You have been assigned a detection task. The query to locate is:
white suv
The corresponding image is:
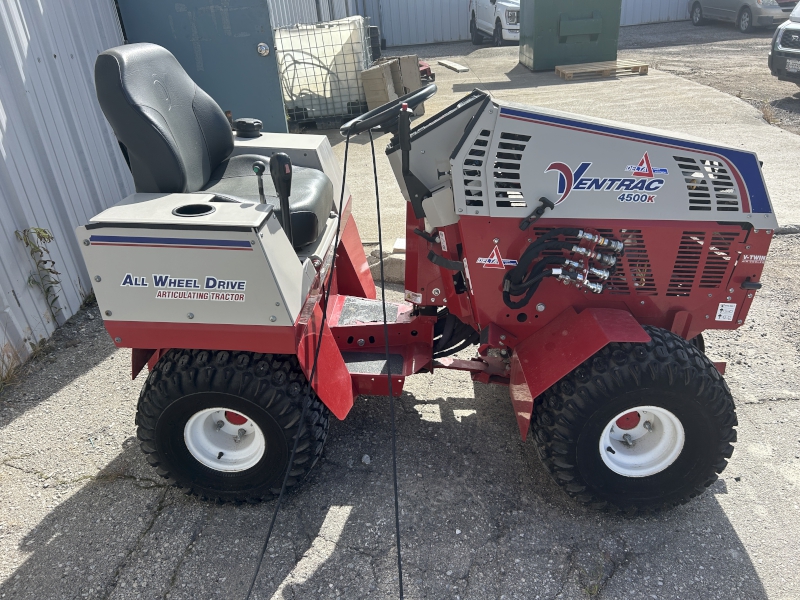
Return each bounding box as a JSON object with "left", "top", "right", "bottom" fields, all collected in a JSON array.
[{"left": 469, "top": 0, "right": 520, "bottom": 46}]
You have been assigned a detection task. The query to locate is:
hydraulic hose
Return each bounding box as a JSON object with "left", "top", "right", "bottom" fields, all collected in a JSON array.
[{"left": 505, "top": 255, "right": 569, "bottom": 295}]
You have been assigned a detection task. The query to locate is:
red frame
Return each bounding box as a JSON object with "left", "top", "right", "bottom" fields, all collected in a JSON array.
[{"left": 114, "top": 197, "right": 772, "bottom": 436}]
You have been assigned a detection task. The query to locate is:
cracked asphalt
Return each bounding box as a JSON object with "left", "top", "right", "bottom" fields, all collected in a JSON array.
[{"left": 3, "top": 20, "right": 800, "bottom": 600}]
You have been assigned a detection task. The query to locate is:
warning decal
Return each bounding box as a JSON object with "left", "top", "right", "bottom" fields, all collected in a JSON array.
[{"left": 715, "top": 303, "right": 736, "bottom": 322}]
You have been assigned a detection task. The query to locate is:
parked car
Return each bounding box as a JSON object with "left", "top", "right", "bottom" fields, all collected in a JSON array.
[
  {"left": 469, "top": 0, "right": 520, "bottom": 46},
  {"left": 689, "top": 0, "right": 796, "bottom": 33},
  {"left": 770, "top": 3, "right": 800, "bottom": 82}
]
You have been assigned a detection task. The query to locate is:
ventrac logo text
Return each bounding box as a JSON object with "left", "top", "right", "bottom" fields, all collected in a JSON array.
[{"left": 545, "top": 152, "right": 666, "bottom": 204}]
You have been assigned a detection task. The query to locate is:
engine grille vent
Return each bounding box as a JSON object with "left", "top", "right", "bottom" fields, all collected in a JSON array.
[
  {"left": 699, "top": 232, "right": 738, "bottom": 288},
  {"left": 514, "top": 227, "right": 741, "bottom": 298},
  {"left": 597, "top": 229, "right": 657, "bottom": 295},
  {"left": 462, "top": 128, "right": 492, "bottom": 207},
  {"left": 667, "top": 232, "right": 706, "bottom": 297},
  {"left": 493, "top": 132, "right": 530, "bottom": 209},
  {"left": 673, "top": 156, "right": 740, "bottom": 212}
]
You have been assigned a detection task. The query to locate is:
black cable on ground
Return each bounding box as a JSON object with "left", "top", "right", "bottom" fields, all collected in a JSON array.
[
  {"left": 368, "top": 129, "right": 405, "bottom": 598},
  {"left": 244, "top": 133, "right": 352, "bottom": 600}
]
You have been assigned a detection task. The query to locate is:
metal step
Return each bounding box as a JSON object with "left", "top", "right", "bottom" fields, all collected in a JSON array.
[
  {"left": 337, "top": 297, "right": 400, "bottom": 326},
  {"left": 341, "top": 352, "right": 404, "bottom": 375}
]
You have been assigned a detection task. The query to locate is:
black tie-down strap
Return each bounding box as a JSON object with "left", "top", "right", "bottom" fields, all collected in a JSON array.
[{"left": 427, "top": 250, "right": 464, "bottom": 271}]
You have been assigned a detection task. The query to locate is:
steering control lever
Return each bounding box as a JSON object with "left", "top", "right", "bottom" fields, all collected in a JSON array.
[
  {"left": 269, "top": 153, "right": 295, "bottom": 248},
  {"left": 252, "top": 160, "right": 268, "bottom": 205}
]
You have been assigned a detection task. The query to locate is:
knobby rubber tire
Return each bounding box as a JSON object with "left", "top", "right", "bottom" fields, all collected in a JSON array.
[
  {"left": 136, "top": 349, "right": 330, "bottom": 503},
  {"left": 532, "top": 326, "right": 737, "bottom": 514}
]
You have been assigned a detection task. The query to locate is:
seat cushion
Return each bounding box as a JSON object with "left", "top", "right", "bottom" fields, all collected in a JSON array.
[{"left": 202, "top": 154, "right": 334, "bottom": 247}]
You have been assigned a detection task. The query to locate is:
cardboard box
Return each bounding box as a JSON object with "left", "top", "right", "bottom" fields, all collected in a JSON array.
[
  {"left": 361, "top": 55, "right": 426, "bottom": 114},
  {"left": 361, "top": 62, "right": 398, "bottom": 110},
  {"left": 397, "top": 54, "right": 424, "bottom": 116}
]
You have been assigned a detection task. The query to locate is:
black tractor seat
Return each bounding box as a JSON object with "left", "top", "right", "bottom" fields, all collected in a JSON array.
[
  {"left": 202, "top": 154, "right": 333, "bottom": 240},
  {"left": 94, "top": 43, "right": 332, "bottom": 247}
]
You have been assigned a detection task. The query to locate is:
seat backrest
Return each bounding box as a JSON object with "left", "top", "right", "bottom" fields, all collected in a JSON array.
[{"left": 95, "top": 43, "right": 234, "bottom": 194}]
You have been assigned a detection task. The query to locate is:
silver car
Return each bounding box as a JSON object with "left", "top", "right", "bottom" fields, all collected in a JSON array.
[{"left": 689, "top": 0, "right": 797, "bottom": 33}]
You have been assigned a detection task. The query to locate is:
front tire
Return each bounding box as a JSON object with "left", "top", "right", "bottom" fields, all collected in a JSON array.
[
  {"left": 691, "top": 3, "right": 706, "bottom": 26},
  {"left": 738, "top": 7, "right": 753, "bottom": 33},
  {"left": 532, "top": 326, "right": 736, "bottom": 513},
  {"left": 493, "top": 20, "right": 504, "bottom": 47},
  {"left": 136, "top": 350, "right": 330, "bottom": 503}
]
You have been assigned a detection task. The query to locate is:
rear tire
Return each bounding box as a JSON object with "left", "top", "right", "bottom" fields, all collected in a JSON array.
[
  {"left": 738, "top": 7, "right": 753, "bottom": 33},
  {"left": 532, "top": 326, "right": 736, "bottom": 513},
  {"left": 691, "top": 3, "right": 706, "bottom": 26},
  {"left": 493, "top": 20, "right": 504, "bottom": 47},
  {"left": 470, "top": 14, "right": 483, "bottom": 45},
  {"left": 136, "top": 350, "right": 329, "bottom": 503}
]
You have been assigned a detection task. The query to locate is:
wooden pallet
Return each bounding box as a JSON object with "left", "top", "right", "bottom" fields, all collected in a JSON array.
[{"left": 555, "top": 60, "right": 648, "bottom": 80}]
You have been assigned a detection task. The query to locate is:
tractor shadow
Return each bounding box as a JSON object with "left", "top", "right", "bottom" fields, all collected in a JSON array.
[{"left": 0, "top": 384, "right": 769, "bottom": 599}]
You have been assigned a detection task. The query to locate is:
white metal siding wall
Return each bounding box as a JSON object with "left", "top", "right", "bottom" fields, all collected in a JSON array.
[
  {"left": 389, "top": 0, "right": 471, "bottom": 46},
  {"left": 271, "top": 0, "right": 471, "bottom": 46},
  {"left": 621, "top": 0, "right": 689, "bottom": 26},
  {"left": 361, "top": 0, "right": 471, "bottom": 47},
  {"left": 268, "top": 0, "right": 356, "bottom": 28},
  {"left": 0, "top": 0, "right": 133, "bottom": 377},
  {"left": 268, "top": 0, "right": 320, "bottom": 28}
]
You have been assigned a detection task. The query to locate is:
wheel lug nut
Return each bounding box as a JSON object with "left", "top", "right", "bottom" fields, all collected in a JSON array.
[
  {"left": 643, "top": 421, "right": 653, "bottom": 431},
  {"left": 215, "top": 420, "right": 224, "bottom": 430}
]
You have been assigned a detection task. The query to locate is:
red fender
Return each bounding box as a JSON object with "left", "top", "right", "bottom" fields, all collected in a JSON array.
[
  {"left": 296, "top": 300, "right": 354, "bottom": 420},
  {"left": 509, "top": 307, "right": 651, "bottom": 440}
]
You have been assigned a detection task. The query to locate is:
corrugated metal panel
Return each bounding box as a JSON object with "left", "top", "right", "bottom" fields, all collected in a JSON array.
[
  {"left": 621, "top": 0, "right": 689, "bottom": 26},
  {"left": 268, "top": 0, "right": 320, "bottom": 28},
  {"left": 0, "top": 0, "right": 133, "bottom": 377},
  {"left": 360, "top": 0, "right": 471, "bottom": 47},
  {"left": 267, "top": 0, "right": 356, "bottom": 28}
]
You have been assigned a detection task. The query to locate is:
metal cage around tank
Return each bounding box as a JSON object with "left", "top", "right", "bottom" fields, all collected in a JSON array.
[{"left": 275, "top": 16, "right": 373, "bottom": 128}]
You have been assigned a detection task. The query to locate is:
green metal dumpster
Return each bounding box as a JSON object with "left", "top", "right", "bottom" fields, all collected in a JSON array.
[{"left": 519, "top": 0, "right": 623, "bottom": 72}]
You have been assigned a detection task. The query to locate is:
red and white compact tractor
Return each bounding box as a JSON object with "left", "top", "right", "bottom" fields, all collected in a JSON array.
[{"left": 79, "top": 44, "right": 775, "bottom": 512}]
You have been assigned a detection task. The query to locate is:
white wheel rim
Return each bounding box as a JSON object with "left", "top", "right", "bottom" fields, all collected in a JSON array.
[
  {"left": 184, "top": 407, "right": 266, "bottom": 472},
  {"left": 598, "top": 406, "right": 685, "bottom": 477}
]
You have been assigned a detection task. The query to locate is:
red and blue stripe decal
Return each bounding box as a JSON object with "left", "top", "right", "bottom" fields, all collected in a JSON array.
[
  {"left": 499, "top": 107, "right": 772, "bottom": 214},
  {"left": 89, "top": 235, "right": 253, "bottom": 251}
]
